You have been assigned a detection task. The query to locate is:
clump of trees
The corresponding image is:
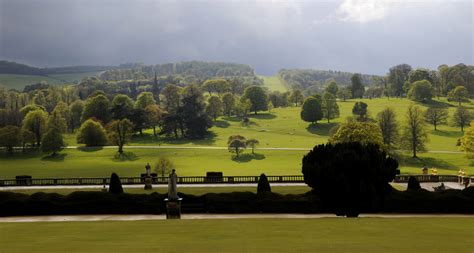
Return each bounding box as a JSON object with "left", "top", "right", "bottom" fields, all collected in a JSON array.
[
  {"left": 227, "top": 135, "right": 260, "bottom": 157},
  {"left": 76, "top": 119, "right": 108, "bottom": 146},
  {"left": 300, "top": 97, "right": 323, "bottom": 125}
]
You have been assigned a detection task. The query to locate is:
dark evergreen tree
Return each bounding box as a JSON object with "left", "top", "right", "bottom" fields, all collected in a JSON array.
[
  {"left": 407, "top": 176, "right": 421, "bottom": 191},
  {"left": 257, "top": 173, "right": 271, "bottom": 193},
  {"left": 109, "top": 173, "right": 124, "bottom": 194},
  {"left": 350, "top": 74, "right": 365, "bottom": 99},
  {"left": 302, "top": 142, "right": 398, "bottom": 217},
  {"left": 180, "top": 85, "right": 212, "bottom": 139}
]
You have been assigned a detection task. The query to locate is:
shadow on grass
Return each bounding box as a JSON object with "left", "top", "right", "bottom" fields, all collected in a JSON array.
[
  {"left": 421, "top": 100, "right": 453, "bottom": 108},
  {"left": 0, "top": 149, "right": 43, "bottom": 159},
  {"left": 247, "top": 113, "right": 276, "bottom": 120},
  {"left": 77, "top": 146, "right": 104, "bottom": 152},
  {"left": 430, "top": 129, "right": 463, "bottom": 138},
  {"left": 399, "top": 155, "right": 458, "bottom": 171},
  {"left": 132, "top": 131, "right": 217, "bottom": 146},
  {"left": 214, "top": 120, "right": 230, "bottom": 128},
  {"left": 306, "top": 122, "right": 338, "bottom": 136},
  {"left": 222, "top": 116, "right": 242, "bottom": 122},
  {"left": 41, "top": 153, "right": 67, "bottom": 162},
  {"left": 231, "top": 153, "right": 266, "bottom": 163},
  {"left": 112, "top": 151, "right": 139, "bottom": 162}
]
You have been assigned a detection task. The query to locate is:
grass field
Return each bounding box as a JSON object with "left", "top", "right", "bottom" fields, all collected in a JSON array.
[
  {"left": 260, "top": 75, "right": 288, "bottom": 92},
  {"left": 0, "top": 218, "right": 473, "bottom": 252},
  {"left": 0, "top": 82, "right": 473, "bottom": 178},
  {"left": 0, "top": 74, "right": 65, "bottom": 90},
  {"left": 0, "top": 72, "right": 101, "bottom": 90}
]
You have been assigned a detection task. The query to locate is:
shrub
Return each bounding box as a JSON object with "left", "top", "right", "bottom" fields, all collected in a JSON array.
[
  {"left": 407, "top": 176, "right": 421, "bottom": 190},
  {"left": 109, "top": 173, "right": 123, "bottom": 194},
  {"left": 257, "top": 173, "right": 271, "bottom": 193}
]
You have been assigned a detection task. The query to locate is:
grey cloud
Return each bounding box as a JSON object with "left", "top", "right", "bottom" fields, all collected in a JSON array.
[{"left": 0, "top": 0, "right": 472, "bottom": 75}]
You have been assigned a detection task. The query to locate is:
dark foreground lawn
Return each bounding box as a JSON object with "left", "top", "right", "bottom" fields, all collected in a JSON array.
[{"left": 0, "top": 218, "right": 473, "bottom": 253}]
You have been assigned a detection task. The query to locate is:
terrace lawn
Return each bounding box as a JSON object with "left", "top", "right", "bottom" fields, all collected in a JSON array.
[{"left": 0, "top": 218, "right": 473, "bottom": 253}]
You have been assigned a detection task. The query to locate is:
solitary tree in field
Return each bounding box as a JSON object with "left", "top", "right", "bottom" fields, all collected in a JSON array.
[
  {"left": 352, "top": 101, "right": 368, "bottom": 121},
  {"left": 228, "top": 135, "right": 247, "bottom": 157},
  {"left": 107, "top": 119, "right": 134, "bottom": 154},
  {"left": 452, "top": 106, "right": 473, "bottom": 132},
  {"left": 322, "top": 92, "right": 339, "bottom": 123},
  {"left": 424, "top": 107, "right": 448, "bottom": 131},
  {"left": 206, "top": 96, "right": 223, "bottom": 121},
  {"left": 246, "top": 139, "right": 259, "bottom": 154},
  {"left": 300, "top": 97, "right": 323, "bottom": 125},
  {"left": 448, "top": 86, "right": 469, "bottom": 106},
  {"left": 401, "top": 105, "right": 428, "bottom": 158},
  {"left": 376, "top": 108, "right": 399, "bottom": 149}
]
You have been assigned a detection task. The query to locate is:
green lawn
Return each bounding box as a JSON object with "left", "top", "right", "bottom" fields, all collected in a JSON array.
[
  {"left": 0, "top": 74, "right": 65, "bottom": 90},
  {"left": 0, "top": 218, "right": 472, "bottom": 253},
  {"left": 260, "top": 75, "right": 288, "bottom": 92},
  {"left": 1, "top": 97, "right": 473, "bottom": 178}
]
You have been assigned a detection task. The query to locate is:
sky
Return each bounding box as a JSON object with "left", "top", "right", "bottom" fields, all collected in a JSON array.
[{"left": 0, "top": 0, "right": 472, "bottom": 75}]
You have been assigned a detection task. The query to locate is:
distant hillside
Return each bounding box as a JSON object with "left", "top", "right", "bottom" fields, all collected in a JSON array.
[
  {"left": 0, "top": 60, "right": 46, "bottom": 76},
  {"left": 278, "top": 69, "right": 379, "bottom": 90},
  {"left": 0, "top": 60, "right": 116, "bottom": 76},
  {"left": 99, "top": 61, "right": 257, "bottom": 81}
]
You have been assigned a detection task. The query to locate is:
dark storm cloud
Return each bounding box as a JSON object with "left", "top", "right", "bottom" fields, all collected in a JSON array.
[{"left": 0, "top": 0, "right": 472, "bottom": 75}]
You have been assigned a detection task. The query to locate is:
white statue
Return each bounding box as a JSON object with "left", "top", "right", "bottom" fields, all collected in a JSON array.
[{"left": 168, "top": 169, "right": 179, "bottom": 200}]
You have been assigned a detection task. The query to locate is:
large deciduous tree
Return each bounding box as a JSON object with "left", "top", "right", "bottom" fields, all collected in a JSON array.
[
  {"left": 111, "top": 94, "right": 134, "bottom": 120},
  {"left": 144, "top": 104, "right": 163, "bottom": 137},
  {"left": 0, "top": 125, "right": 21, "bottom": 154},
  {"left": 227, "top": 135, "right": 247, "bottom": 157},
  {"left": 448, "top": 86, "right": 469, "bottom": 106},
  {"left": 407, "top": 80, "right": 433, "bottom": 102},
  {"left": 135, "top": 92, "right": 156, "bottom": 110},
  {"left": 76, "top": 119, "right": 108, "bottom": 146},
  {"left": 424, "top": 107, "right": 448, "bottom": 131},
  {"left": 289, "top": 89, "right": 304, "bottom": 106},
  {"left": 321, "top": 92, "right": 339, "bottom": 123},
  {"left": 452, "top": 106, "right": 473, "bottom": 132},
  {"left": 81, "top": 94, "right": 111, "bottom": 123},
  {"left": 107, "top": 119, "right": 134, "bottom": 154},
  {"left": 181, "top": 84, "right": 212, "bottom": 138},
  {"left": 222, "top": 92, "right": 235, "bottom": 116},
  {"left": 352, "top": 101, "right": 368, "bottom": 121},
  {"left": 376, "top": 107, "right": 399, "bottom": 149},
  {"left": 401, "top": 105, "right": 428, "bottom": 158},
  {"left": 206, "top": 96, "right": 223, "bottom": 121},
  {"left": 350, "top": 74, "right": 365, "bottom": 99},
  {"left": 330, "top": 121, "right": 384, "bottom": 148},
  {"left": 460, "top": 122, "right": 474, "bottom": 157},
  {"left": 300, "top": 97, "right": 323, "bottom": 125},
  {"left": 242, "top": 86, "right": 268, "bottom": 114},
  {"left": 22, "top": 109, "right": 48, "bottom": 146},
  {"left": 387, "top": 64, "right": 412, "bottom": 97}
]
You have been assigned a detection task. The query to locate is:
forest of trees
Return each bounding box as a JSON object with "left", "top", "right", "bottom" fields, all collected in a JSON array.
[{"left": 0, "top": 60, "right": 116, "bottom": 76}]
